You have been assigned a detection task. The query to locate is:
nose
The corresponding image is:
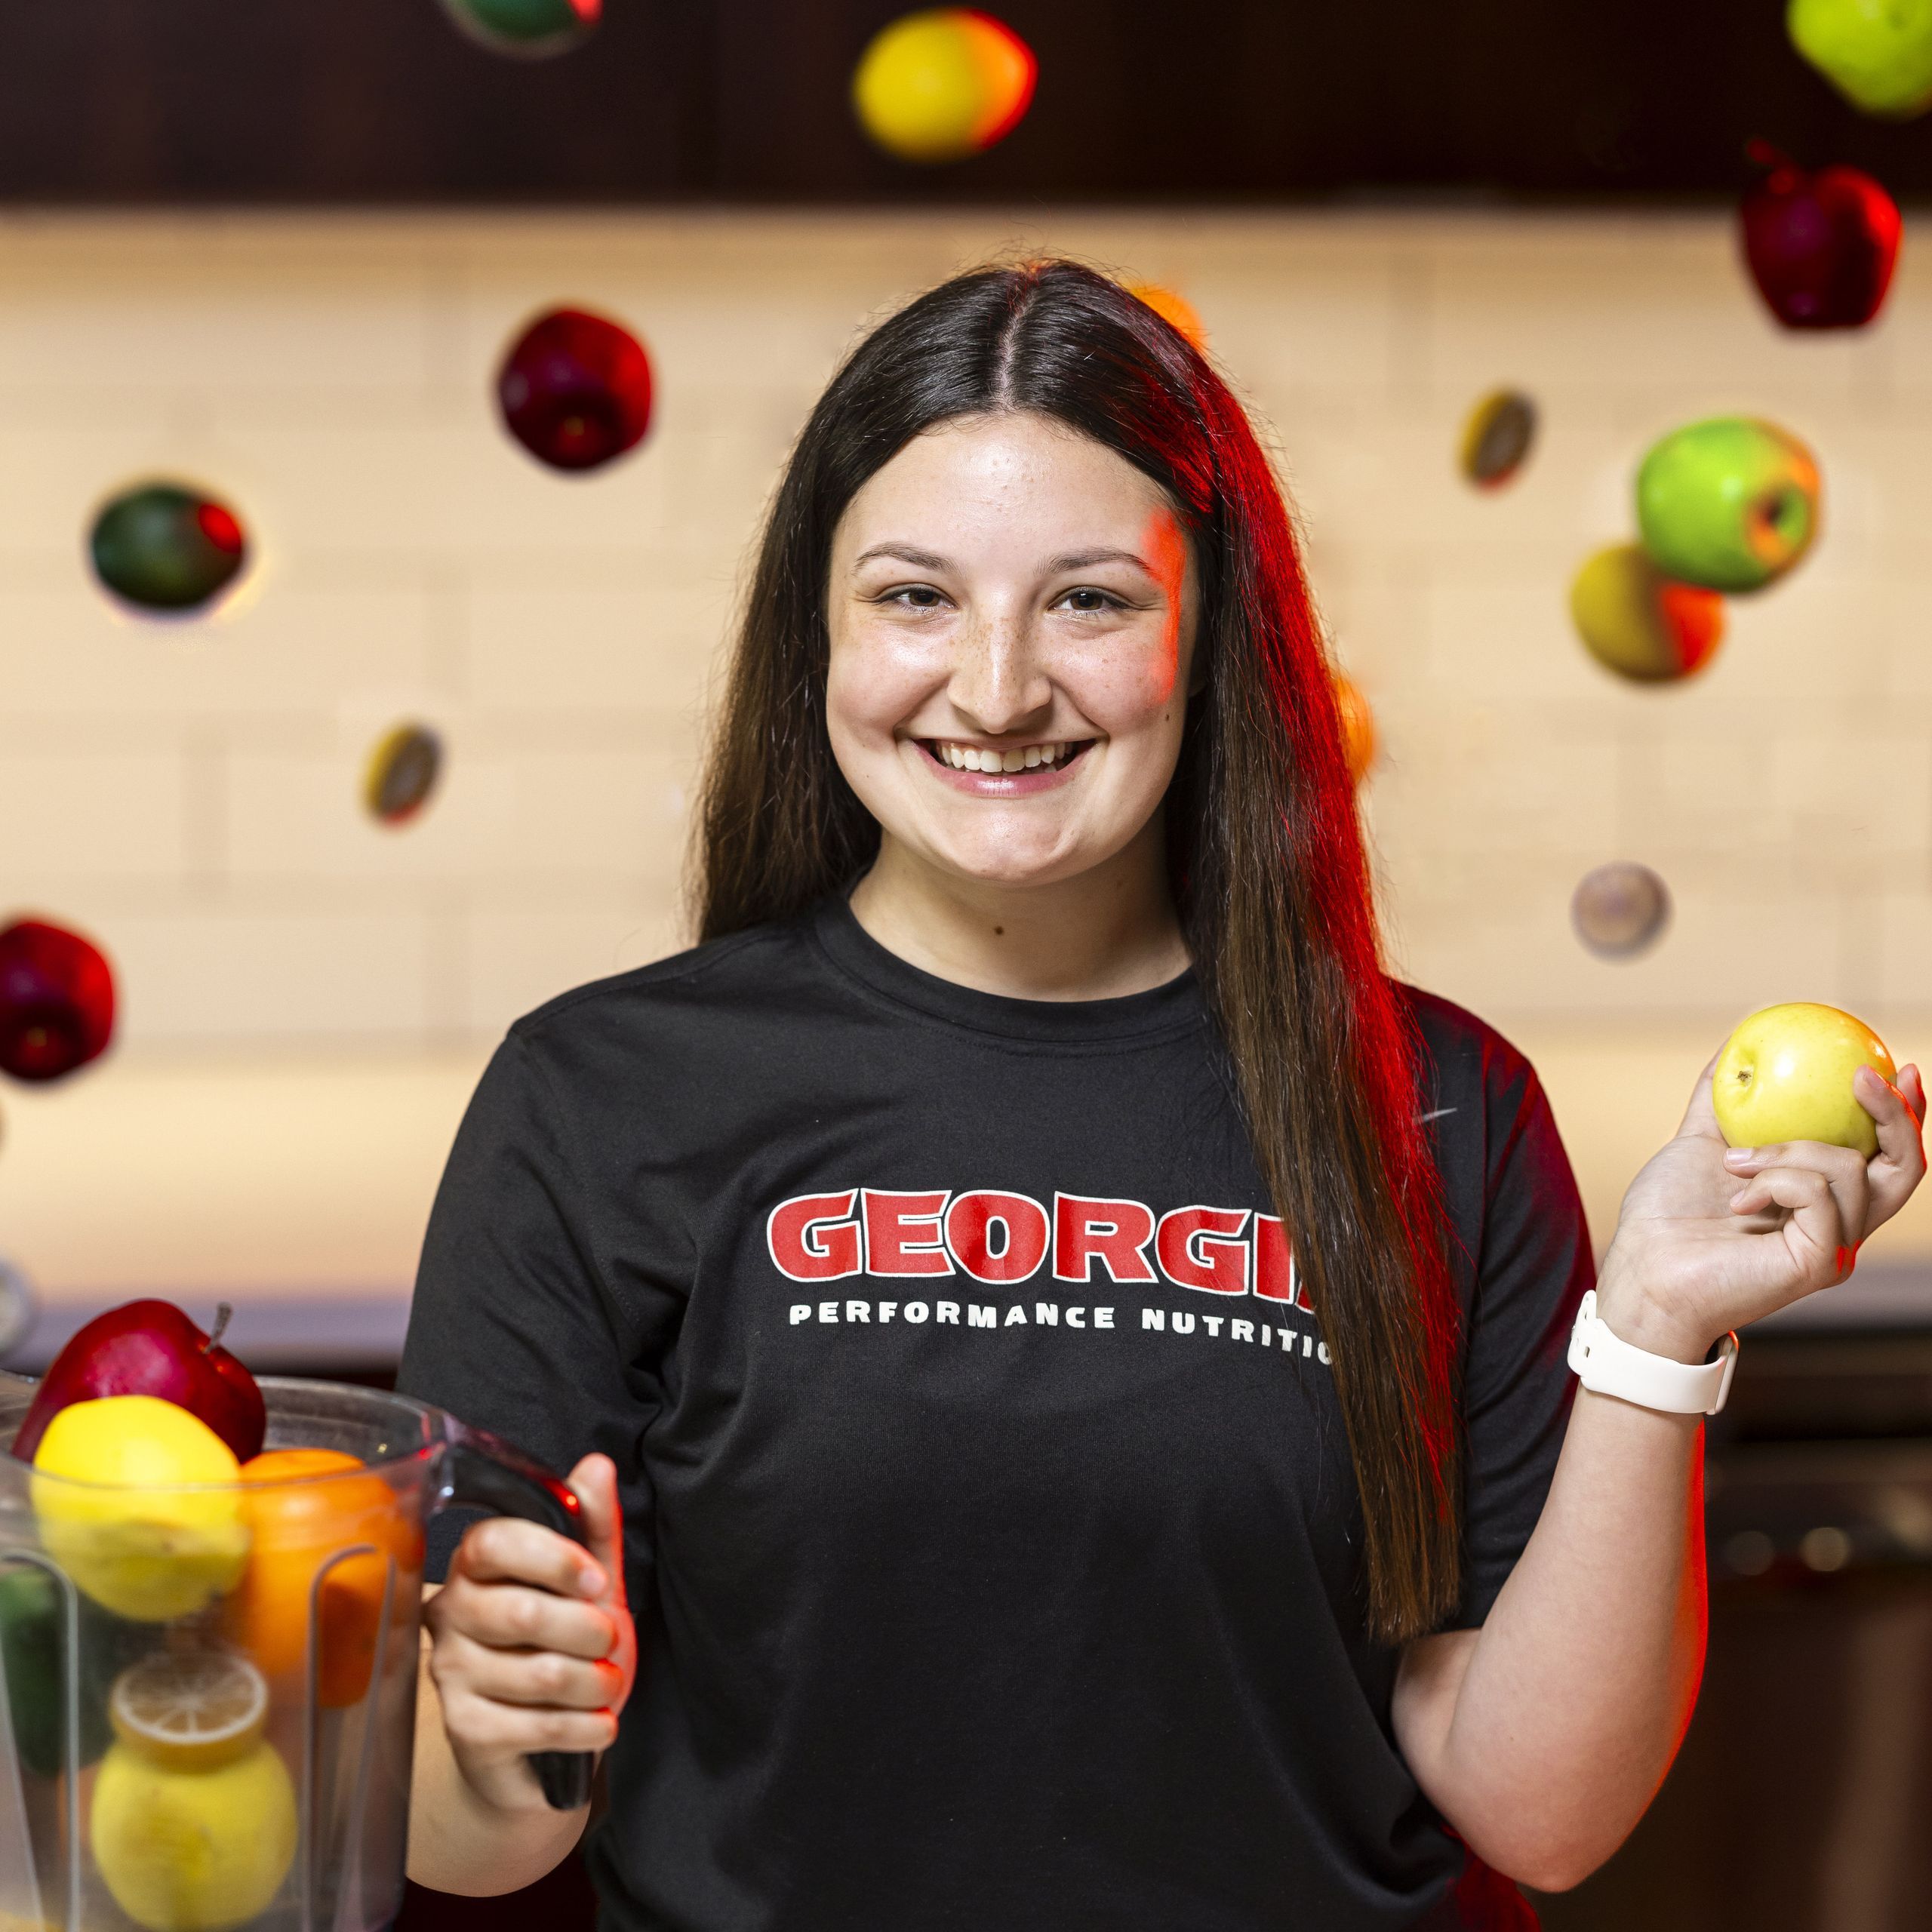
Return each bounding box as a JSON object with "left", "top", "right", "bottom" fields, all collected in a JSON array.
[{"left": 946, "top": 598, "right": 1054, "bottom": 737}]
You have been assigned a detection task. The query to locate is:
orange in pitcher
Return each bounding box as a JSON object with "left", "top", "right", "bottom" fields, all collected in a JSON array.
[{"left": 225, "top": 1449, "right": 422, "bottom": 1709}]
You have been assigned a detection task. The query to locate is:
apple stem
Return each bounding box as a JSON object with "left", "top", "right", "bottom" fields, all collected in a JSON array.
[
  {"left": 1746, "top": 136, "right": 1794, "bottom": 174},
  {"left": 206, "top": 1302, "right": 232, "bottom": 1351}
]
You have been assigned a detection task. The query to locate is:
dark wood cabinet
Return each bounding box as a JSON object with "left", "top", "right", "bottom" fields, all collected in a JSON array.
[{"left": 2, "top": 0, "right": 1930, "bottom": 206}]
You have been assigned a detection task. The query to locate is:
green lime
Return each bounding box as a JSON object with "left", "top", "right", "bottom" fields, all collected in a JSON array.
[{"left": 0, "top": 1562, "right": 151, "bottom": 1778}]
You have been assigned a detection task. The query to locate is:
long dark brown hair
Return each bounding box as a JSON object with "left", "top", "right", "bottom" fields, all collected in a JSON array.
[{"left": 694, "top": 260, "right": 1461, "bottom": 1641}]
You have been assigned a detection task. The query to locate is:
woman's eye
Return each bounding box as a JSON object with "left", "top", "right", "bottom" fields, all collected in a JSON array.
[
  {"left": 887, "top": 585, "right": 946, "bottom": 610},
  {"left": 1059, "top": 588, "right": 1117, "bottom": 614}
]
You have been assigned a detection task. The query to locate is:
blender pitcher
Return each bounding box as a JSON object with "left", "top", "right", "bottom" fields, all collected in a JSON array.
[{"left": 0, "top": 1371, "right": 595, "bottom": 1932}]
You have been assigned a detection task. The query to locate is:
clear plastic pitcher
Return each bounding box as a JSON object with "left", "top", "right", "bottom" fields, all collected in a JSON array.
[{"left": 0, "top": 1371, "right": 592, "bottom": 1932}]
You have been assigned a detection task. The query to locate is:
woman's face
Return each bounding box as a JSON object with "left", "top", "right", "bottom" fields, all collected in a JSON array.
[{"left": 825, "top": 411, "right": 1200, "bottom": 893}]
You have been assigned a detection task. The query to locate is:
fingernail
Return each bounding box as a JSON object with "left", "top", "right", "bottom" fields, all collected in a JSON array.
[
  {"left": 1730, "top": 1189, "right": 1750, "bottom": 1209},
  {"left": 1724, "top": 1147, "right": 1755, "bottom": 1165},
  {"left": 580, "top": 1564, "right": 606, "bottom": 1598}
]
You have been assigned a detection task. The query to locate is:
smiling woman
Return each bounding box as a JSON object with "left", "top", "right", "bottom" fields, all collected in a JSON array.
[
  {"left": 828, "top": 414, "right": 1199, "bottom": 996},
  {"left": 395, "top": 259, "right": 1926, "bottom": 1929}
]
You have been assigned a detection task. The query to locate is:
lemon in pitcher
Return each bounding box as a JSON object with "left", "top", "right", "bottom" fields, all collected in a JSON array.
[
  {"left": 90, "top": 1651, "right": 297, "bottom": 1932},
  {"left": 30, "top": 1396, "right": 249, "bottom": 1622}
]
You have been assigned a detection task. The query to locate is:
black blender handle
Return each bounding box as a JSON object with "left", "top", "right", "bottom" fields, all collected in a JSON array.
[{"left": 441, "top": 1420, "right": 598, "bottom": 1812}]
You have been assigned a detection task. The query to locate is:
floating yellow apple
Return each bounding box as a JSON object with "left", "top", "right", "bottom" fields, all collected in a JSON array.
[
  {"left": 1569, "top": 543, "right": 1725, "bottom": 684},
  {"left": 1712, "top": 1002, "right": 1897, "bottom": 1156},
  {"left": 851, "top": 10, "right": 1036, "bottom": 162}
]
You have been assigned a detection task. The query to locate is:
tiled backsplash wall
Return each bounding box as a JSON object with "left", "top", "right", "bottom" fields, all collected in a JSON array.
[
  {"left": 1, "top": 208, "right": 1927, "bottom": 1297},
  {"left": 2, "top": 208, "right": 1925, "bottom": 1048}
]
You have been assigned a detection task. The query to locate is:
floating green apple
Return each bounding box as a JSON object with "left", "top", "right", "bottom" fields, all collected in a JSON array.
[
  {"left": 1789, "top": 0, "right": 1932, "bottom": 118},
  {"left": 90, "top": 480, "right": 248, "bottom": 615},
  {"left": 1569, "top": 543, "right": 1725, "bottom": 684},
  {"left": 1635, "top": 418, "right": 1820, "bottom": 595},
  {"left": 1712, "top": 1002, "right": 1897, "bottom": 1157}
]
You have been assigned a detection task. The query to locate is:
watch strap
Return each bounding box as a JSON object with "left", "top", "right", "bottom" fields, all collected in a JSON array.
[{"left": 1567, "top": 1290, "right": 1740, "bottom": 1416}]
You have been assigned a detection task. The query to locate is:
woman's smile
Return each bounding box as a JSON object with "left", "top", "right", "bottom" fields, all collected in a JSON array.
[{"left": 915, "top": 734, "right": 1097, "bottom": 793}]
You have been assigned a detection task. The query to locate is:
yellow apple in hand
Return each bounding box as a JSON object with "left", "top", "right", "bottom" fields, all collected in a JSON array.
[{"left": 1712, "top": 1002, "right": 1897, "bottom": 1156}]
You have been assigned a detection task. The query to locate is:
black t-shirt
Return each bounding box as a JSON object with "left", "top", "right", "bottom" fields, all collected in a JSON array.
[{"left": 398, "top": 896, "right": 1592, "bottom": 1932}]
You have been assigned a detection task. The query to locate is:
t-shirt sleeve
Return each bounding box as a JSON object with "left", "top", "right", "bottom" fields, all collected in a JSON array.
[
  {"left": 398, "top": 1029, "right": 656, "bottom": 1587},
  {"left": 1444, "top": 1043, "right": 1595, "bottom": 1629}
]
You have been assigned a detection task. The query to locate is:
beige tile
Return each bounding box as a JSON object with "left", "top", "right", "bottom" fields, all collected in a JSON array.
[
  {"left": 208, "top": 411, "right": 674, "bottom": 561},
  {"left": 1422, "top": 216, "right": 1875, "bottom": 405},
  {"left": 466, "top": 571, "right": 730, "bottom": 718},
  {"left": 1399, "top": 875, "right": 1851, "bottom": 1025},
  {"left": 1874, "top": 892, "right": 1932, "bottom": 1020},
  {"left": 0, "top": 414, "right": 195, "bottom": 560},
  {"left": 0, "top": 205, "right": 1921, "bottom": 1072},
  {"left": 463, "top": 898, "right": 689, "bottom": 1035},
  {"left": 105, "top": 906, "right": 436, "bottom": 1043},
  {"left": 0, "top": 223, "right": 437, "bottom": 404},
  {"left": 226, "top": 731, "right": 694, "bottom": 886},
  {"left": 0, "top": 749, "right": 188, "bottom": 880},
  {"left": 0, "top": 574, "right": 438, "bottom": 717}
]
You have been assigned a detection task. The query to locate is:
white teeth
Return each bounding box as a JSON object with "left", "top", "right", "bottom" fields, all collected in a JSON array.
[{"left": 934, "top": 740, "right": 1082, "bottom": 772}]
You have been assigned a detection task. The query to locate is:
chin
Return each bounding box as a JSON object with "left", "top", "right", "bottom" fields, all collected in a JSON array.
[{"left": 925, "top": 835, "right": 1088, "bottom": 891}]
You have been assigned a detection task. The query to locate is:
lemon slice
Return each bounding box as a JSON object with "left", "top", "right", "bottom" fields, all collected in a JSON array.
[{"left": 109, "top": 1651, "right": 268, "bottom": 1772}]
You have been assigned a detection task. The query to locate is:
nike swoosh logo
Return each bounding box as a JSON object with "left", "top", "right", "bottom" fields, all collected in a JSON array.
[{"left": 1419, "top": 1107, "right": 1457, "bottom": 1122}]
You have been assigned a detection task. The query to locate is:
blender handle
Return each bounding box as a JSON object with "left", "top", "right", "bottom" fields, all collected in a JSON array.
[{"left": 441, "top": 1420, "right": 598, "bottom": 1813}]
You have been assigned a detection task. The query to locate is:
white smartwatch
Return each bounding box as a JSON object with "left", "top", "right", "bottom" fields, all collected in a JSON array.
[{"left": 1567, "top": 1291, "right": 1740, "bottom": 1416}]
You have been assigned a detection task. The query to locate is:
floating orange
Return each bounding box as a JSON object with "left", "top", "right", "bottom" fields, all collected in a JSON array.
[
  {"left": 1124, "top": 283, "right": 1207, "bottom": 351},
  {"left": 225, "top": 1449, "right": 422, "bottom": 1709},
  {"left": 1334, "top": 675, "right": 1377, "bottom": 786}
]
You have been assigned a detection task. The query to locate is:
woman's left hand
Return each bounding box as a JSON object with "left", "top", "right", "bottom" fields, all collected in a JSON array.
[{"left": 1594, "top": 1054, "right": 1927, "bottom": 1363}]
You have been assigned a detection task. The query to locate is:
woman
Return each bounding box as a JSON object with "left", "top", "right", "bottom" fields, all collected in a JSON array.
[{"left": 398, "top": 260, "right": 1925, "bottom": 1928}]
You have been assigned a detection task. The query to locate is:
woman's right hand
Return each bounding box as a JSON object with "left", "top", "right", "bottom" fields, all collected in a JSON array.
[{"left": 423, "top": 1452, "right": 635, "bottom": 1816}]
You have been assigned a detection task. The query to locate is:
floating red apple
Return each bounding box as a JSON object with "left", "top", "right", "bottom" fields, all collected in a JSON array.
[
  {"left": 1740, "top": 141, "right": 1901, "bottom": 330},
  {"left": 0, "top": 918, "right": 116, "bottom": 1084},
  {"left": 496, "top": 307, "right": 654, "bottom": 474},
  {"left": 11, "top": 1300, "right": 265, "bottom": 1466}
]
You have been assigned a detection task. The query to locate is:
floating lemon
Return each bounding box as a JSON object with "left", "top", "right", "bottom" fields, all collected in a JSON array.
[
  {"left": 31, "top": 1396, "right": 249, "bottom": 1623},
  {"left": 91, "top": 1735, "right": 296, "bottom": 1932}
]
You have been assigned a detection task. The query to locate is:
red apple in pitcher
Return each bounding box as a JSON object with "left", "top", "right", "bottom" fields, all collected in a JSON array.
[
  {"left": 1740, "top": 140, "right": 1901, "bottom": 330},
  {"left": 10, "top": 1300, "right": 265, "bottom": 1464}
]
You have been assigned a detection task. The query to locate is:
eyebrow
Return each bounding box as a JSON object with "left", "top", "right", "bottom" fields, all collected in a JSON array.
[
  {"left": 851, "top": 543, "right": 1153, "bottom": 574},
  {"left": 1042, "top": 546, "right": 1152, "bottom": 574}
]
